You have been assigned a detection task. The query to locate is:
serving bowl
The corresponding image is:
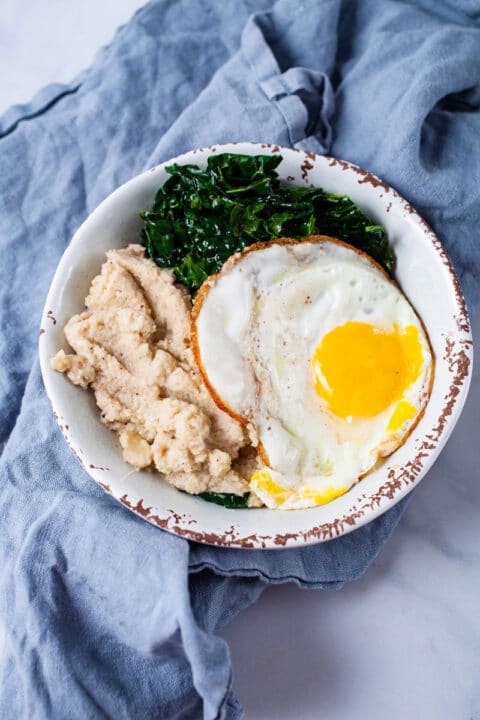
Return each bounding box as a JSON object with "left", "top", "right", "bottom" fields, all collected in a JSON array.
[{"left": 39, "top": 142, "right": 473, "bottom": 549}]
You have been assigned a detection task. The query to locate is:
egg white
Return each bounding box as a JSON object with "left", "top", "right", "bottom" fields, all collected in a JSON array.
[{"left": 193, "top": 238, "right": 433, "bottom": 509}]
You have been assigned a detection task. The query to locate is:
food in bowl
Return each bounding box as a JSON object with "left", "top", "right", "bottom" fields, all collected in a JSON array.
[
  {"left": 51, "top": 244, "right": 262, "bottom": 508},
  {"left": 192, "top": 237, "right": 433, "bottom": 509},
  {"left": 140, "top": 152, "right": 395, "bottom": 293},
  {"left": 50, "top": 152, "right": 434, "bottom": 510}
]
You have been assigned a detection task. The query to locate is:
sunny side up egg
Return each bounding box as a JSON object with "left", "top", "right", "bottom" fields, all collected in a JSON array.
[{"left": 192, "top": 236, "right": 434, "bottom": 510}]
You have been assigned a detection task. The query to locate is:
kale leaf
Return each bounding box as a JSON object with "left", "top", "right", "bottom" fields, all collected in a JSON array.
[
  {"left": 196, "top": 492, "right": 250, "bottom": 509},
  {"left": 141, "top": 153, "right": 394, "bottom": 294}
]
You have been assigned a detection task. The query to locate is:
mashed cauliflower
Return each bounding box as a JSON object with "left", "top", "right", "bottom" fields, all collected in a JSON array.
[{"left": 51, "top": 244, "right": 261, "bottom": 503}]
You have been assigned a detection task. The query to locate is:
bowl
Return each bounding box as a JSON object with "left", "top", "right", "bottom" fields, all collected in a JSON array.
[{"left": 39, "top": 142, "right": 473, "bottom": 549}]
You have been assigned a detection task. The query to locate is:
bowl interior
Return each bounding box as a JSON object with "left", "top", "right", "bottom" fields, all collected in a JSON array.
[{"left": 39, "top": 143, "right": 473, "bottom": 548}]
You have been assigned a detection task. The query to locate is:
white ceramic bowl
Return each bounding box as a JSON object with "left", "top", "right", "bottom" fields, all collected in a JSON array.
[{"left": 39, "top": 142, "right": 473, "bottom": 549}]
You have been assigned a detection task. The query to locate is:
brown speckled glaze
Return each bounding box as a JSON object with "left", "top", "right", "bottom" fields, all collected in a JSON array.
[
  {"left": 53, "top": 409, "right": 86, "bottom": 468},
  {"left": 42, "top": 142, "right": 472, "bottom": 549},
  {"left": 300, "top": 158, "right": 314, "bottom": 180}
]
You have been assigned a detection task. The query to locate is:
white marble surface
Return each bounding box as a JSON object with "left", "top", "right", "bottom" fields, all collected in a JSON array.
[
  {"left": 0, "top": 0, "right": 146, "bottom": 111},
  {"left": 1, "top": 3, "right": 479, "bottom": 719}
]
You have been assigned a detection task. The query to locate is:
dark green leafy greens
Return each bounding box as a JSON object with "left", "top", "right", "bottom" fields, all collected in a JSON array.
[
  {"left": 196, "top": 492, "right": 250, "bottom": 509},
  {"left": 141, "top": 152, "right": 395, "bottom": 295}
]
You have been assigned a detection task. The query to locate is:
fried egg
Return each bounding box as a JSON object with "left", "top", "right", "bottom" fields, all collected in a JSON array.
[{"left": 192, "top": 236, "right": 434, "bottom": 509}]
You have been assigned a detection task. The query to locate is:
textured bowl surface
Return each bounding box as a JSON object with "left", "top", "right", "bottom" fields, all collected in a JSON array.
[{"left": 39, "top": 142, "right": 473, "bottom": 549}]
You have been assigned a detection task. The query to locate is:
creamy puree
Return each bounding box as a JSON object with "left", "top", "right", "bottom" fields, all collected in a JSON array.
[{"left": 51, "top": 244, "right": 261, "bottom": 502}]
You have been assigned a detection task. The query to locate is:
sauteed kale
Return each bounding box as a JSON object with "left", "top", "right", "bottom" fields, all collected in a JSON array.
[
  {"left": 196, "top": 492, "right": 250, "bottom": 509},
  {"left": 141, "top": 153, "right": 394, "bottom": 295}
]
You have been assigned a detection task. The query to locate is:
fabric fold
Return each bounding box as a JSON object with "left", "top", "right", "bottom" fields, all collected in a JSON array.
[
  {"left": 241, "top": 14, "right": 335, "bottom": 150},
  {"left": 0, "top": 82, "right": 83, "bottom": 139},
  {"left": 148, "top": 0, "right": 338, "bottom": 164}
]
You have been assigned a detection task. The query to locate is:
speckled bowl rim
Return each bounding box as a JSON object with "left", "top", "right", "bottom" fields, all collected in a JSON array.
[{"left": 39, "top": 142, "right": 473, "bottom": 549}]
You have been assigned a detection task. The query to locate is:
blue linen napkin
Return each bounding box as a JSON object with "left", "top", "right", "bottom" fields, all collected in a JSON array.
[{"left": 1, "top": 0, "right": 479, "bottom": 717}]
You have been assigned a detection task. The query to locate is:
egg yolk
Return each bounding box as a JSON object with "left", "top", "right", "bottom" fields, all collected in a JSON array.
[
  {"left": 251, "top": 469, "right": 287, "bottom": 498},
  {"left": 302, "top": 486, "right": 348, "bottom": 504},
  {"left": 387, "top": 400, "right": 417, "bottom": 432},
  {"left": 311, "top": 322, "right": 423, "bottom": 419},
  {"left": 251, "top": 469, "right": 348, "bottom": 506}
]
